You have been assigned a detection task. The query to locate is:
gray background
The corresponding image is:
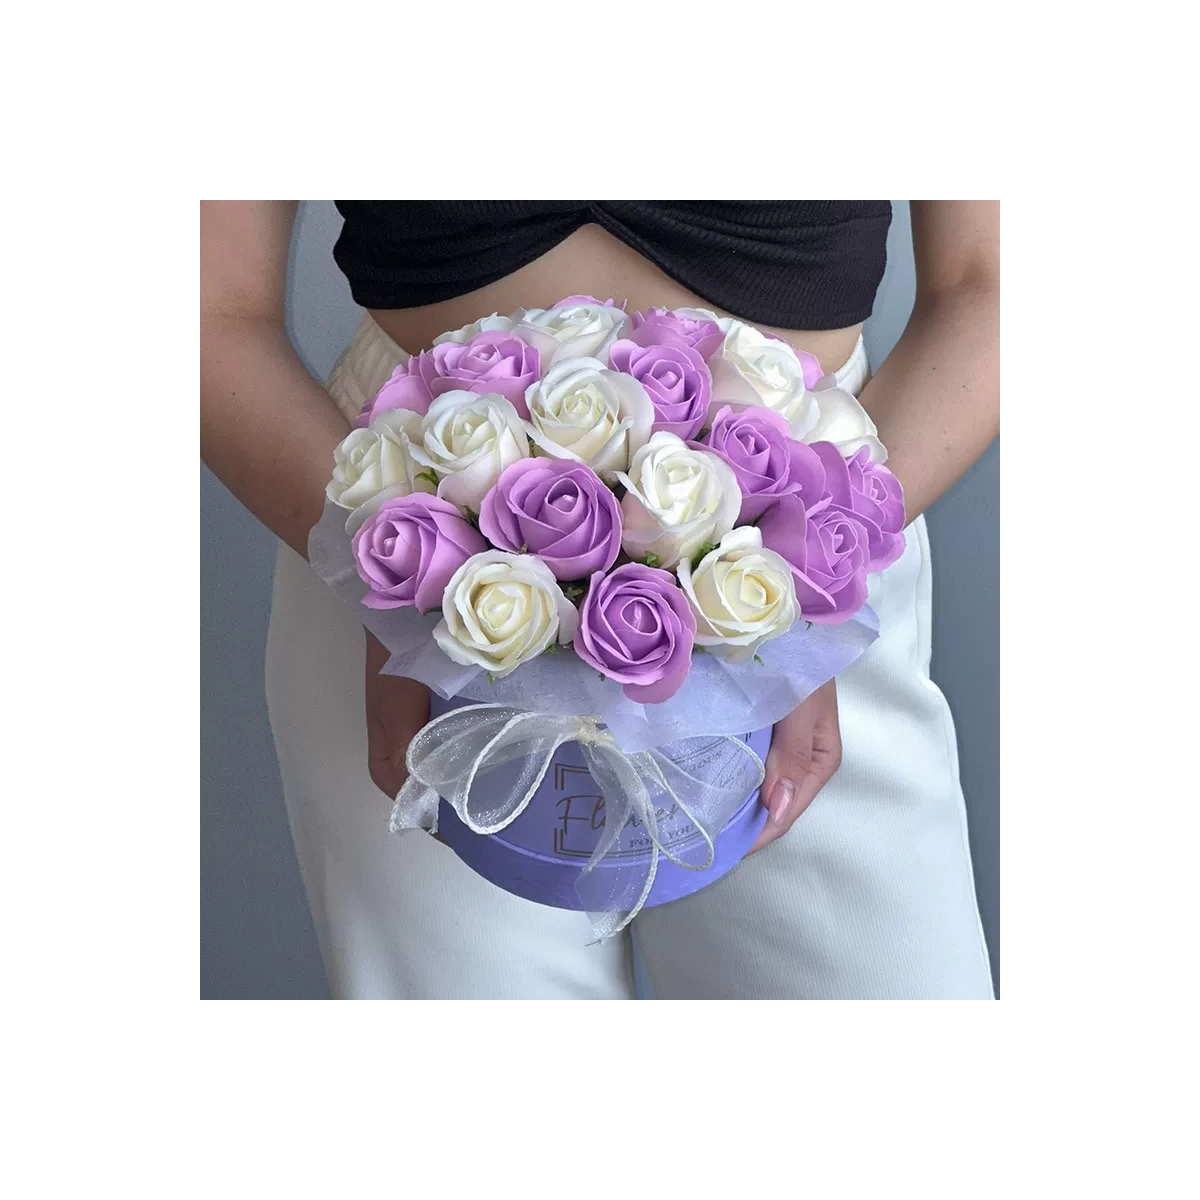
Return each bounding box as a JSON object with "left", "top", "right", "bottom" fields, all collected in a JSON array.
[{"left": 201, "top": 201, "right": 1000, "bottom": 999}]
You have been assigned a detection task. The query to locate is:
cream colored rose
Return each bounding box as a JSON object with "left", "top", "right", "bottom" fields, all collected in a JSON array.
[
  {"left": 516, "top": 300, "right": 631, "bottom": 364},
  {"left": 672, "top": 305, "right": 723, "bottom": 323},
  {"left": 677, "top": 526, "right": 798, "bottom": 662},
  {"left": 706, "top": 318, "right": 819, "bottom": 437},
  {"left": 524, "top": 357, "right": 654, "bottom": 475},
  {"left": 409, "top": 390, "right": 530, "bottom": 510},
  {"left": 616, "top": 432, "right": 741, "bottom": 569},
  {"left": 326, "top": 409, "right": 434, "bottom": 511},
  {"left": 432, "top": 309, "right": 525, "bottom": 346},
  {"left": 434, "top": 550, "right": 579, "bottom": 676},
  {"left": 804, "top": 377, "right": 888, "bottom": 462},
  {"left": 689, "top": 313, "right": 885, "bottom": 457}
]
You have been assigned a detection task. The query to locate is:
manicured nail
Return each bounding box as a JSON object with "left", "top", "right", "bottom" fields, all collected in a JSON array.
[{"left": 768, "top": 778, "right": 795, "bottom": 826}]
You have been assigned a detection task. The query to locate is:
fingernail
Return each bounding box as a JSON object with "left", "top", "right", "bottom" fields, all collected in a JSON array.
[{"left": 768, "top": 778, "right": 795, "bottom": 826}]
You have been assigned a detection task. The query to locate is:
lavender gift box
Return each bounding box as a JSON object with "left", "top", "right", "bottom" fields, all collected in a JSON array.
[{"left": 429, "top": 693, "right": 772, "bottom": 911}]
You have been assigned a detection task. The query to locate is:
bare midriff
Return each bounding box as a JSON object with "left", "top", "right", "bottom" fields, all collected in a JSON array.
[{"left": 367, "top": 223, "right": 864, "bottom": 377}]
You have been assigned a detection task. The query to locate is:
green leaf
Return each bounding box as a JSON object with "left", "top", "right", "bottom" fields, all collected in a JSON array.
[
  {"left": 753, "top": 654, "right": 764, "bottom": 666},
  {"left": 641, "top": 552, "right": 661, "bottom": 569},
  {"left": 463, "top": 507, "right": 481, "bottom": 529},
  {"left": 693, "top": 644, "right": 709, "bottom": 655},
  {"left": 416, "top": 468, "right": 440, "bottom": 490},
  {"left": 690, "top": 541, "right": 718, "bottom": 567},
  {"left": 562, "top": 581, "right": 588, "bottom": 602},
  {"left": 486, "top": 672, "right": 497, "bottom": 685}
]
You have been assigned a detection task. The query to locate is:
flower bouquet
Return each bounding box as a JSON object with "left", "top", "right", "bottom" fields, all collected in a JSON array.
[{"left": 309, "top": 297, "right": 905, "bottom": 937}]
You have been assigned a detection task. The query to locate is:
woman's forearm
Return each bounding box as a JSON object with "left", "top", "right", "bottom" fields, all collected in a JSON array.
[
  {"left": 200, "top": 312, "right": 348, "bottom": 558},
  {"left": 200, "top": 201, "right": 348, "bottom": 559},
  {"left": 858, "top": 279, "right": 999, "bottom": 522}
]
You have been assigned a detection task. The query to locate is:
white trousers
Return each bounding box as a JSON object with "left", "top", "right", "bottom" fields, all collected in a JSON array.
[{"left": 266, "top": 317, "right": 994, "bottom": 999}]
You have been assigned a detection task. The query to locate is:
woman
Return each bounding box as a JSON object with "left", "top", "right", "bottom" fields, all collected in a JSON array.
[{"left": 201, "top": 201, "right": 998, "bottom": 1000}]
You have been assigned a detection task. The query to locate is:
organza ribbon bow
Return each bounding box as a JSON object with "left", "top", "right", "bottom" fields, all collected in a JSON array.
[{"left": 389, "top": 703, "right": 765, "bottom": 939}]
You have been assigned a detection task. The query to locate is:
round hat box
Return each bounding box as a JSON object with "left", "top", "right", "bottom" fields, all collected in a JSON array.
[{"left": 429, "top": 694, "right": 772, "bottom": 911}]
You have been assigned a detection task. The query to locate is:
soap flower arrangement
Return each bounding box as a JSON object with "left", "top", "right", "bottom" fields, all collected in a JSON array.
[{"left": 326, "top": 295, "right": 905, "bottom": 704}]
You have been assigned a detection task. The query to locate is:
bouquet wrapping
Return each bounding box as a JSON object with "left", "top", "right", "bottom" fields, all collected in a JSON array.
[{"left": 309, "top": 298, "right": 904, "bottom": 937}]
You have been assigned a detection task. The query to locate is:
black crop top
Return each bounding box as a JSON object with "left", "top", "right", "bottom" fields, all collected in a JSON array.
[{"left": 333, "top": 201, "right": 890, "bottom": 330}]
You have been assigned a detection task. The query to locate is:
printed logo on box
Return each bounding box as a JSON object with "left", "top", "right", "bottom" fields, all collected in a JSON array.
[{"left": 550, "top": 733, "right": 755, "bottom": 859}]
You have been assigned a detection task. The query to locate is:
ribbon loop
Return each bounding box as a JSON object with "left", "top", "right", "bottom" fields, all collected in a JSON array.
[{"left": 389, "top": 703, "right": 764, "bottom": 939}]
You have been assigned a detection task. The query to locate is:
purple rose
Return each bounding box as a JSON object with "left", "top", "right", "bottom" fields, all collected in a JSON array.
[
  {"left": 629, "top": 307, "right": 723, "bottom": 359},
  {"left": 575, "top": 563, "right": 696, "bottom": 703},
  {"left": 361, "top": 331, "right": 540, "bottom": 424},
  {"left": 478, "top": 458, "right": 622, "bottom": 582},
  {"left": 352, "top": 493, "right": 487, "bottom": 612},
  {"left": 607, "top": 339, "right": 712, "bottom": 440},
  {"left": 355, "top": 370, "right": 434, "bottom": 428},
  {"left": 410, "top": 330, "right": 541, "bottom": 417},
  {"left": 811, "top": 443, "right": 906, "bottom": 571},
  {"left": 759, "top": 494, "right": 870, "bottom": 624},
  {"left": 702, "top": 404, "right": 828, "bottom": 523}
]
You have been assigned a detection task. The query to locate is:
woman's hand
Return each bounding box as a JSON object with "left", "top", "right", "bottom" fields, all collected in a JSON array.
[
  {"left": 748, "top": 679, "right": 842, "bottom": 854},
  {"left": 364, "top": 631, "right": 431, "bottom": 802}
]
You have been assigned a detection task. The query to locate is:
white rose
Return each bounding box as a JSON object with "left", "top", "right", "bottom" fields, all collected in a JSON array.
[
  {"left": 677, "top": 526, "right": 798, "bottom": 662},
  {"left": 408, "top": 390, "right": 530, "bottom": 511},
  {"left": 515, "top": 300, "right": 631, "bottom": 364},
  {"left": 326, "top": 409, "right": 434, "bottom": 511},
  {"left": 804, "top": 377, "right": 887, "bottom": 462},
  {"left": 706, "top": 318, "right": 819, "bottom": 437},
  {"left": 431, "top": 309, "right": 525, "bottom": 346},
  {"left": 697, "top": 315, "right": 886, "bottom": 457},
  {"left": 616, "top": 432, "right": 741, "bottom": 569},
  {"left": 673, "top": 305, "right": 723, "bottom": 323},
  {"left": 524, "top": 357, "right": 654, "bottom": 475},
  {"left": 434, "top": 550, "right": 578, "bottom": 677}
]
